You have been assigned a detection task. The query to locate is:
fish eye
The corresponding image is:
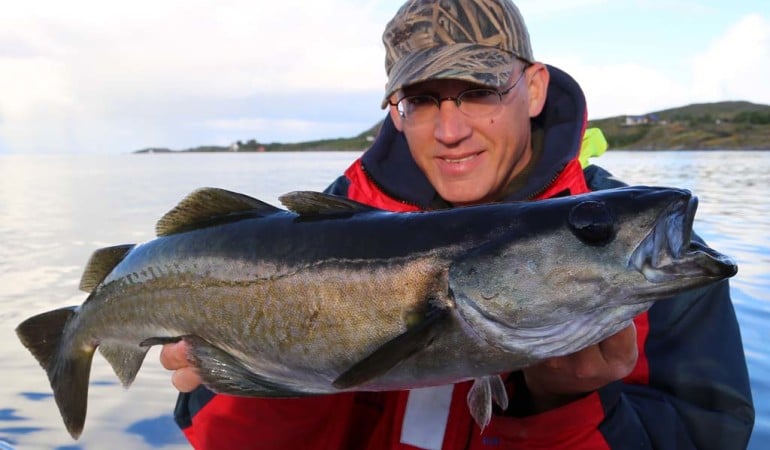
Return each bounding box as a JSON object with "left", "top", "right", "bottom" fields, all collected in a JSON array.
[{"left": 568, "top": 200, "right": 616, "bottom": 246}]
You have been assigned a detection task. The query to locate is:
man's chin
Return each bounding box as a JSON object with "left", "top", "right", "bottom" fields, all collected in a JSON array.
[{"left": 436, "top": 184, "right": 492, "bottom": 207}]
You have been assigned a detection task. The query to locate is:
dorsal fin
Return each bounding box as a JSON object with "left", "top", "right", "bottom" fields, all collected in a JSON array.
[
  {"left": 278, "top": 191, "right": 379, "bottom": 216},
  {"left": 156, "top": 187, "right": 281, "bottom": 236},
  {"left": 79, "top": 244, "right": 135, "bottom": 293}
]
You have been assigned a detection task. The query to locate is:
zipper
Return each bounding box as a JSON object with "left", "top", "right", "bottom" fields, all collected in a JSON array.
[{"left": 524, "top": 169, "right": 563, "bottom": 201}]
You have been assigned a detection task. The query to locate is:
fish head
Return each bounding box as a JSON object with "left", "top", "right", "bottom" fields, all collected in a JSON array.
[{"left": 448, "top": 186, "right": 737, "bottom": 360}]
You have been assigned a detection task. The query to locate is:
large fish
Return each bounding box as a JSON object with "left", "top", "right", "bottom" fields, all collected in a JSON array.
[{"left": 16, "top": 186, "right": 736, "bottom": 438}]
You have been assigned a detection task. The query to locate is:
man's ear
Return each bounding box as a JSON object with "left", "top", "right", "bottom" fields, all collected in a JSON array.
[
  {"left": 388, "top": 104, "right": 404, "bottom": 132},
  {"left": 525, "top": 63, "right": 550, "bottom": 118}
]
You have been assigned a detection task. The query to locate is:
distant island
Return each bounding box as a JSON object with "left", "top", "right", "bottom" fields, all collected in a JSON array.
[{"left": 134, "top": 101, "right": 770, "bottom": 154}]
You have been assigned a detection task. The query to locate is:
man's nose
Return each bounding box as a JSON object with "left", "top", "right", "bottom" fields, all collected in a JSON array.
[{"left": 434, "top": 99, "right": 471, "bottom": 144}]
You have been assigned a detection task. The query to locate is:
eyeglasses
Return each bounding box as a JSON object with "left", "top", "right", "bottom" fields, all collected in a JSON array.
[{"left": 389, "top": 70, "right": 527, "bottom": 125}]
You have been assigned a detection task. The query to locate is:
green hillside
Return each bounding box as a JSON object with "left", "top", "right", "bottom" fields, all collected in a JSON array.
[
  {"left": 135, "top": 101, "right": 770, "bottom": 154},
  {"left": 587, "top": 101, "right": 770, "bottom": 150},
  {"left": 135, "top": 123, "right": 385, "bottom": 154}
]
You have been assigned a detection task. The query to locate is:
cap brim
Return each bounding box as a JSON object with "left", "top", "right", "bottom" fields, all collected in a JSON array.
[{"left": 382, "top": 44, "right": 518, "bottom": 108}]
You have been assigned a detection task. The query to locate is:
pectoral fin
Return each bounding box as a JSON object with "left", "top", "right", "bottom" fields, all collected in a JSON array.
[
  {"left": 333, "top": 303, "right": 449, "bottom": 389},
  {"left": 466, "top": 375, "right": 509, "bottom": 431}
]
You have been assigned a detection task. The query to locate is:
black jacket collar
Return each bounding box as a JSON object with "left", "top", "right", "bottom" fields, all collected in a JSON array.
[{"left": 361, "top": 65, "right": 587, "bottom": 208}]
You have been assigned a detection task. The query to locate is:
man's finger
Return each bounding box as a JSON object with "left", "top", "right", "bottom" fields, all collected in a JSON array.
[
  {"left": 598, "top": 323, "right": 638, "bottom": 374},
  {"left": 160, "top": 341, "right": 191, "bottom": 370},
  {"left": 172, "top": 367, "right": 203, "bottom": 393}
]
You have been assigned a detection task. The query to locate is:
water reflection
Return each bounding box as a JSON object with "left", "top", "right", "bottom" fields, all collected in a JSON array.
[
  {"left": 0, "top": 410, "right": 24, "bottom": 422},
  {"left": 1, "top": 153, "right": 363, "bottom": 450},
  {"left": 0, "top": 441, "right": 17, "bottom": 450},
  {"left": 20, "top": 393, "right": 53, "bottom": 402},
  {"left": 1, "top": 152, "right": 768, "bottom": 449},
  {"left": 0, "top": 409, "right": 35, "bottom": 449},
  {"left": 126, "top": 416, "right": 189, "bottom": 447},
  {"left": 599, "top": 151, "right": 770, "bottom": 450}
]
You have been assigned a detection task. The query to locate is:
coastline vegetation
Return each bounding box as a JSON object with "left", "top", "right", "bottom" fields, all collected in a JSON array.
[{"left": 134, "top": 101, "right": 770, "bottom": 154}]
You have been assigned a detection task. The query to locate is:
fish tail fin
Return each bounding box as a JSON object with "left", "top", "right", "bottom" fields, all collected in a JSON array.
[{"left": 16, "top": 306, "right": 94, "bottom": 439}]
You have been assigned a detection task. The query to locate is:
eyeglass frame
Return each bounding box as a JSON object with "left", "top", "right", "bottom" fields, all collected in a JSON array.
[{"left": 388, "top": 67, "right": 529, "bottom": 123}]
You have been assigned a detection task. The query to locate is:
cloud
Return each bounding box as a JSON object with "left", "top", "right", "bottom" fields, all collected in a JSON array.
[
  {"left": 0, "top": 0, "right": 393, "bottom": 153},
  {"left": 572, "top": 63, "right": 686, "bottom": 118},
  {"left": 1, "top": 2, "right": 767, "bottom": 153},
  {"left": 517, "top": 0, "right": 609, "bottom": 17},
  {"left": 542, "top": 12, "right": 770, "bottom": 119},
  {"left": 690, "top": 13, "right": 770, "bottom": 104}
]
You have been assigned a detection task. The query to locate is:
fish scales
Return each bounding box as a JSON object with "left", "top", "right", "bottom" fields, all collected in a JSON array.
[
  {"left": 78, "top": 241, "right": 464, "bottom": 387},
  {"left": 16, "top": 187, "right": 738, "bottom": 438}
]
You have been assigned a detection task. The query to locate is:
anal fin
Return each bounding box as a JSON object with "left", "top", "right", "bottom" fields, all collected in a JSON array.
[{"left": 99, "top": 341, "right": 151, "bottom": 387}]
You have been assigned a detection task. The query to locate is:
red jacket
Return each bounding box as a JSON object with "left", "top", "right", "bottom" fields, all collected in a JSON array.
[{"left": 173, "top": 66, "right": 753, "bottom": 449}]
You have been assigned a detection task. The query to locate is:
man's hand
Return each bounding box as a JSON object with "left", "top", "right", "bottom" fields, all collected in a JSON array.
[
  {"left": 522, "top": 324, "right": 638, "bottom": 413},
  {"left": 160, "top": 341, "right": 203, "bottom": 392}
]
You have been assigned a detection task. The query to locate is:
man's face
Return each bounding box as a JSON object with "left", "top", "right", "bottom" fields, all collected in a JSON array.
[{"left": 390, "top": 64, "right": 547, "bottom": 206}]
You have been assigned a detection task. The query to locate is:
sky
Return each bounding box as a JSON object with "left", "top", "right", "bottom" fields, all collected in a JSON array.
[{"left": 0, "top": 0, "right": 768, "bottom": 154}]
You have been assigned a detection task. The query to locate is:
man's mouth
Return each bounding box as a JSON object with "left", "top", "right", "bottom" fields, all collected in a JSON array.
[{"left": 441, "top": 152, "right": 481, "bottom": 164}]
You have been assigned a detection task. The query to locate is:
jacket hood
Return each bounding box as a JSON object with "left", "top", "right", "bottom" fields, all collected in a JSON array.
[{"left": 360, "top": 65, "right": 588, "bottom": 208}]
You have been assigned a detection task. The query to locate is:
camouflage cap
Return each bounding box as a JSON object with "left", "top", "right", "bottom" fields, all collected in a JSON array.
[{"left": 382, "top": 0, "right": 533, "bottom": 108}]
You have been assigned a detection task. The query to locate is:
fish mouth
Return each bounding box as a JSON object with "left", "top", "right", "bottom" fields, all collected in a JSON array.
[{"left": 629, "top": 195, "right": 737, "bottom": 285}]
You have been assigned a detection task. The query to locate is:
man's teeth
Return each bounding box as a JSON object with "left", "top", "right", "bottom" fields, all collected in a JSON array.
[{"left": 443, "top": 154, "right": 476, "bottom": 163}]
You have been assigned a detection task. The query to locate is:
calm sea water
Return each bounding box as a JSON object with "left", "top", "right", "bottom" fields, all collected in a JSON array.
[{"left": 0, "top": 151, "right": 767, "bottom": 449}]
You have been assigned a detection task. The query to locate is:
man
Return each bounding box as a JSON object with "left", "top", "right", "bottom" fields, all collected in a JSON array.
[{"left": 161, "top": 0, "right": 754, "bottom": 448}]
